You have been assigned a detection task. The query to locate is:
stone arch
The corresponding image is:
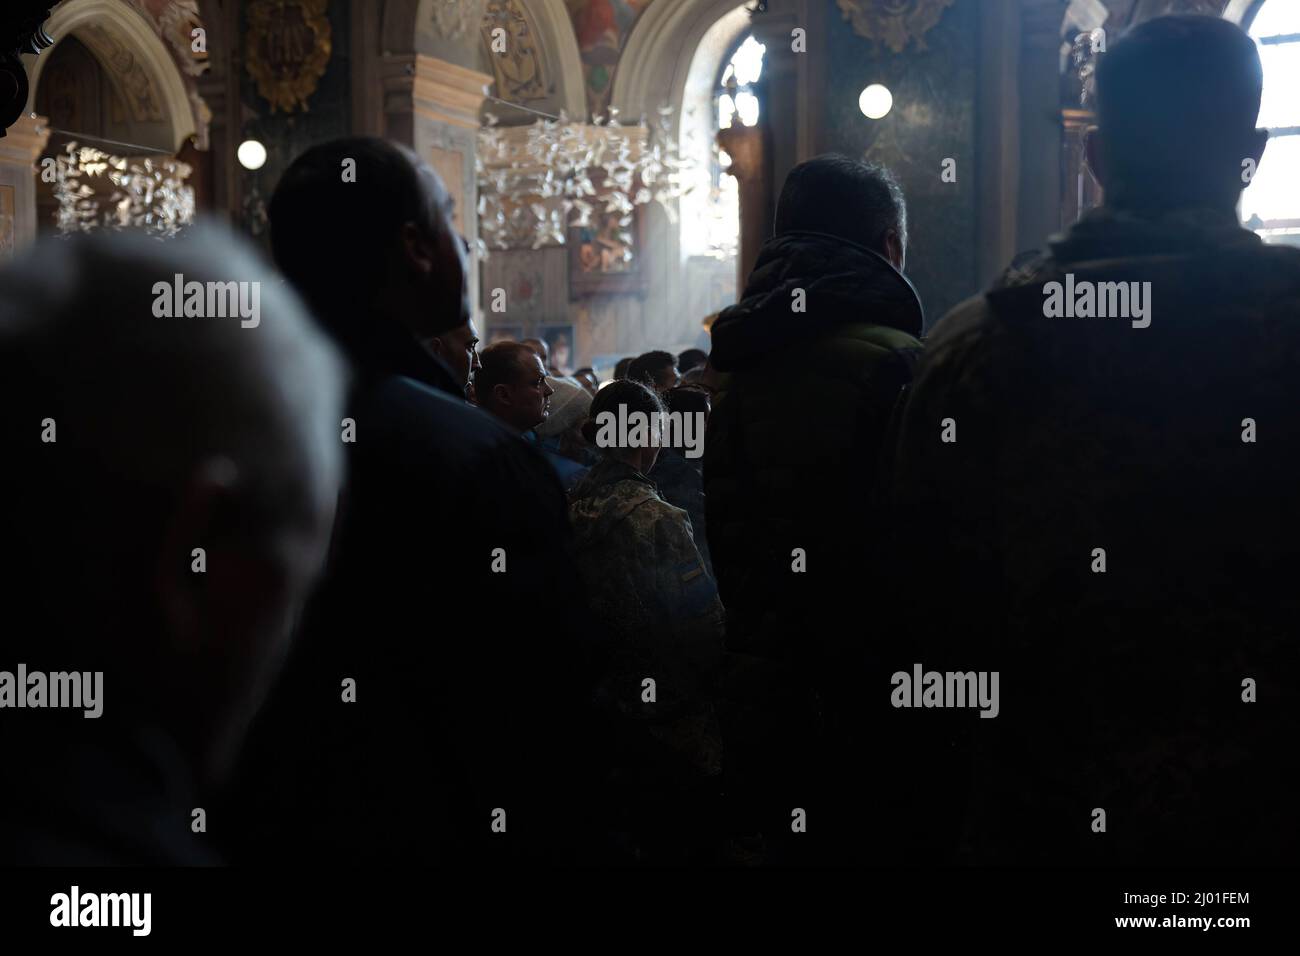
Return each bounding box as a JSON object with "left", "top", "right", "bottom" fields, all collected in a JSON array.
[
  {"left": 613, "top": 0, "right": 750, "bottom": 124},
  {"left": 521, "top": 0, "right": 586, "bottom": 118},
  {"left": 408, "top": 0, "right": 584, "bottom": 117},
  {"left": 25, "top": 0, "right": 196, "bottom": 153}
]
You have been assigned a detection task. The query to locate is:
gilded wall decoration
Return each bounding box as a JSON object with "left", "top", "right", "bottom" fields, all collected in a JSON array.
[
  {"left": 481, "top": 0, "right": 548, "bottom": 103},
  {"left": 245, "top": 0, "right": 332, "bottom": 114},
  {"left": 835, "top": 0, "right": 957, "bottom": 54}
]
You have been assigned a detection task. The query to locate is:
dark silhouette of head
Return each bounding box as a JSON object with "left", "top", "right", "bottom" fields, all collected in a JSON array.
[
  {"left": 773, "top": 154, "right": 908, "bottom": 270},
  {"left": 268, "top": 136, "right": 470, "bottom": 354},
  {"left": 677, "top": 348, "right": 707, "bottom": 374},
  {"left": 520, "top": 337, "right": 550, "bottom": 367},
  {"left": 628, "top": 350, "right": 679, "bottom": 394},
  {"left": 613, "top": 356, "right": 635, "bottom": 380},
  {"left": 663, "top": 386, "right": 711, "bottom": 450},
  {"left": 1088, "top": 15, "right": 1266, "bottom": 212},
  {"left": 581, "top": 378, "right": 666, "bottom": 473}
]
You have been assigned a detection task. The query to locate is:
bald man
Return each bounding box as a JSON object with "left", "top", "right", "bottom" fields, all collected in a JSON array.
[{"left": 232, "top": 137, "right": 600, "bottom": 865}]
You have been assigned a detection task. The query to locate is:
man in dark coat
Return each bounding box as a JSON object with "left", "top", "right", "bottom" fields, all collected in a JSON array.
[
  {"left": 704, "top": 155, "right": 926, "bottom": 863},
  {"left": 225, "top": 138, "right": 599, "bottom": 865},
  {"left": 893, "top": 16, "right": 1300, "bottom": 865}
]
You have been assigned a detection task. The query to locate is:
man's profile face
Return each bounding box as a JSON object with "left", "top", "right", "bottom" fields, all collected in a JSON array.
[
  {"left": 427, "top": 316, "right": 481, "bottom": 388},
  {"left": 506, "top": 353, "right": 554, "bottom": 431}
]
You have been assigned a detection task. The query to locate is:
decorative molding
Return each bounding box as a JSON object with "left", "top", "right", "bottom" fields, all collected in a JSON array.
[
  {"left": 612, "top": 0, "right": 749, "bottom": 118},
  {"left": 535, "top": 0, "right": 587, "bottom": 118},
  {"left": 27, "top": 0, "right": 197, "bottom": 151},
  {"left": 79, "top": 21, "right": 164, "bottom": 121},
  {"left": 245, "top": 0, "right": 332, "bottom": 113},
  {"left": 412, "top": 54, "right": 492, "bottom": 128},
  {"left": 834, "top": 0, "right": 957, "bottom": 53}
]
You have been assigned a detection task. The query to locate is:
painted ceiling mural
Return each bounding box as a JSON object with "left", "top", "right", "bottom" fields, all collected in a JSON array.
[{"left": 565, "top": 0, "right": 656, "bottom": 116}]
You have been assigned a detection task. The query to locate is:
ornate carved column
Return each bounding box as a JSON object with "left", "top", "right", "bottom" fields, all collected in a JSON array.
[{"left": 0, "top": 112, "right": 50, "bottom": 257}]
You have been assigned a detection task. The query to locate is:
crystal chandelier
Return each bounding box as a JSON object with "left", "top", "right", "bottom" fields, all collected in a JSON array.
[
  {"left": 476, "top": 106, "right": 695, "bottom": 253},
  {"left": 53, "top": 142, "right": 195, "bottom": 238}
]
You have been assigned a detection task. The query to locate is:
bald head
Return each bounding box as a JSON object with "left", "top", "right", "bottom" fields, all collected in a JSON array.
[
  {"left": 269, "top": 136, "right": 469, "bottom": 349},
  {"left": 1090, "top": 15, "right": 1266, "bottom": 211}
]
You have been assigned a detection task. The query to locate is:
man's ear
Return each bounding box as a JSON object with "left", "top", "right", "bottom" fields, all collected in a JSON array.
[
  {"left": 883, "top": 229, "right": 905, "bottom": 272},
  {"left": 156, "top": 457, "right": 239, "bottom": 654},
  {"left": 1085, "top": 128, "right": 1108, "bottom": 190},
  {"left": 399, "top": 222, "right": 437, "bottom": 275}
]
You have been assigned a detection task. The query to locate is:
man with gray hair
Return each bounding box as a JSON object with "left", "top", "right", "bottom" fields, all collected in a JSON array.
[{"left": 0, "top": 225, "right": 346, "bottom": 865}]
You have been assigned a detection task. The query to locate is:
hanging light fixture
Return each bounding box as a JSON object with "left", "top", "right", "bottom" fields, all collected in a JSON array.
[
  {"left": 476, "top": 105, "right": 696, "bottom": 253},
  {"left": 52, "top": 142, "right": 195, "bottom": 238}
]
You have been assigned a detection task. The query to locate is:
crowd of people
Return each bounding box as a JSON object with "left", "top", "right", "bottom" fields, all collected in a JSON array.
[{"left": 1, "top": 15, "right": 1297, "bottom": 866}]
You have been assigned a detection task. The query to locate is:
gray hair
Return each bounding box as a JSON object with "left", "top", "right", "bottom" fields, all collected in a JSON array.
[{"left": 0, "top": 222, "right": 347, "bottom": 532}]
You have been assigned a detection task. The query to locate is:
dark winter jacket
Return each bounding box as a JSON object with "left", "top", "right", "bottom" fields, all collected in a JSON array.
[
  {"left": 227, "top": 314, "right": 599, "bottom": 865},
  {"left": 893, "top": 204, "right": 1300, "bottom": 865},
  {"left": 702, "top": 231, "right": 925, "bottom": 863},
  {"left": 705, "top": 230, "right": 923, "bottom": 684}
]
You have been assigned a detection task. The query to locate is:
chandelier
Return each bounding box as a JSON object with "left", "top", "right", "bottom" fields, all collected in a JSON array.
[
  {"left": 53, "top": 142, "right": 195, "bottom": 238},
  {"left": 476, "top": 106, "right": 695, "bottom": 253}
]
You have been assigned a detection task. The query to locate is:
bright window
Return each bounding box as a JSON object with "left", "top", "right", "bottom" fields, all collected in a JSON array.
[{"left": 1242, "top": 1, "right": 1300, "bottom": 245}]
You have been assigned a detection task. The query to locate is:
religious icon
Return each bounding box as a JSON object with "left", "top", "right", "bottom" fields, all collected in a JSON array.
[
  {"left": 245, "top": 0, "right": 332, "bottom": 113},
  {"left": 834, "top": 0, "right": 956, "bottom": 54}
]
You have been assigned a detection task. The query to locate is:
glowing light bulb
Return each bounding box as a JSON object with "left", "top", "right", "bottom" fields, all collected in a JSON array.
[
  {"left": 859, "top": 84, "right": 893, "bottom": 120},
  {"left": 237, "top": 139, "right": 267, "bottom": 171}
]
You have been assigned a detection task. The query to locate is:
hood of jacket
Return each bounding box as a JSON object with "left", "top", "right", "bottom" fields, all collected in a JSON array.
[{"left": 709, "top": 231, "right": 924, "bottom": 373}]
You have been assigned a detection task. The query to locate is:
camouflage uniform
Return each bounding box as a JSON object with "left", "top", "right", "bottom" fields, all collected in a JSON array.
[{"left": 568, "top": 456, "right": 725, "bottom": 861}]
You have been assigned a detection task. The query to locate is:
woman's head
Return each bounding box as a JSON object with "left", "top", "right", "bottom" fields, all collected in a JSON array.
[{"left": 582, "top": 378, "right": 666, "bottom": 473}]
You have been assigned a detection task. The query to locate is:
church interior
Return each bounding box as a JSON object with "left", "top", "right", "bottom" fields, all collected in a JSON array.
[
  {"left": 2, "top": 0, "right": 1291, "bottom": 364},
  {"left": 1, "top": 0, "right": 1298, "bottom": 918}
]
